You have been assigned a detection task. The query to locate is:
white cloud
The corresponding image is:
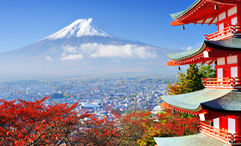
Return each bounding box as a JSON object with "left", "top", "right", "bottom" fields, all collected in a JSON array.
[
  {"left": 61, "top": 45, "right": 84, "bottom": 61},
  {"left": 61, "top": 54, "right": 83, "bottom": 61},
  {"left": 81, "top": 43, "right": 156, "bottom": 59},
  {"left": 186, "top": 46, "right": 193, "bottom": 51},
  {"left": 61, "top": 53, "right": 66, "bottom": 57},
  {"left": 60, "top": 43, "right": 156, "bottom": 61},
  {"left": 45, "top": 56, "right": 53, "bottom": 62},
  {"left": 62, "top": 45, "right": 78, "bottom": 53}
]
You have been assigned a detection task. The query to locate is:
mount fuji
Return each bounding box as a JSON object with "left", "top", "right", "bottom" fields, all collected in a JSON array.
[{"left": 0, "top": 18, "right": 177, "bottom": 80}]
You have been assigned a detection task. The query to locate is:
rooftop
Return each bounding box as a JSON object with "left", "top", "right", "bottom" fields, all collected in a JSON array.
[
  {"left": 167, "top": 35, "right": 241, "bottom": 66},
  {"left": 161, "top": 88, "right": 235, "bottom": 112},
  {"left": 170, "top": 0, "right": 236, "bottom": 26},
  {"left": 202, "top": 89, "right": 241, "bottom": 112},
  {"left": 154, "top": 133, "right": 227, "bottom": 146}
]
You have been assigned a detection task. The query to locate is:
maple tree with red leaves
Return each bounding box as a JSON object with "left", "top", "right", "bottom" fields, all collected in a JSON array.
[
  {"left": 75, "top": 110, "right": 153, "bottom": 145},
  {"left": 77, "top": 116, "right": 121, "bottom": 145},
  {"left": 117, "top": 110, "right": 153, "bottom": 145},
  {"left": 0, "top": 96, "right": 90, "bottom": 145},
  {"left": 0, "top": 97, "right": 199, "bottom": 146},
  {"left": 137, "top": 109, "right": 199, "bottom": 146}
]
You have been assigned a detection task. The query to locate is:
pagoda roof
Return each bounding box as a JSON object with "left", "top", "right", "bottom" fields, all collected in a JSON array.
[
  {"left": 202, "top": 89, "right": 241, "bottom": 112},
  {"left": 170, "top": 0, "right": 236, "bottom": 26},
  {"left": 167, "top": 36, "right": 241, "bottom": 65},
  {"left": 206, "top": 35, "right": 241, "bottom": 50},
  {"left": 170, "top": 0, "right": 202, "bottom": 20},
  {"left": 168, "top": 44, "right": 206, "bottom": 61},
  {"left": 154, "top": 133, "right": 227, "bottom": 146},
  {"left": 161, "top": 88, "right": 232, "bottom": 112}
]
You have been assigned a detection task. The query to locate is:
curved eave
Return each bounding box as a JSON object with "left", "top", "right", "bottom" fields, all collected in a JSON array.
[
  {"left": 161, "top": 88, "right": 232, "bottom": 112},
  {"left": 166, "top": 42, "right": 207, "bottom": 66},
  {"left": 201, "top": 89, "right": 241, "bottom": 113},
  {"left": 165, "top": 101, "right": 203, "bottom": 113},
  {"left": 201, "top": 104, "right": 241, "bottom": 113},
  {"left": 170, "top": 0, "right": 236, "bottom": 26},
  {"left": 154, "top": 133, "right": 227, "bottom": 146},
  {"left": 205, "top": 35, "right": 241, "bottom": 50},
  {"left": 167, "top": 36, "right": 241, "bottom": 66},
  {"left": 171, "top": 21, "right": 185, "bottom": 26},
  {"left": 170, "top": 0, "right": 202, "bottom": 20},
  {"left": 209, "top": 0, "right": 241, "bottom": 4},
  {"left": 168, "top": 43, "right": 207, "bottom": 61}
]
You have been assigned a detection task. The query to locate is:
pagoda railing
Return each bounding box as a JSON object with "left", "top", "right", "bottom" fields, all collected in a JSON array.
[
  {"left": 199, "top": 122, "right": 241, "bottom": 143},
  {"left": 204, "top": 25, "right": 241, "bottom": 41},
  {"left": 232, "top": 133, "right": 241, "bottom": 143},
  {"left": 199, "top": 122, "right": 234, "bottom": 143},
  {"left": 202, "top": 77, "right": 241, "bottom": 88}
]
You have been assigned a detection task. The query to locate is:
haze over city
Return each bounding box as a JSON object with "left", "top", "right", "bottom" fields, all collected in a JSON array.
[{"left": 0, "top": 0, "right": 183, "bottom": 115}]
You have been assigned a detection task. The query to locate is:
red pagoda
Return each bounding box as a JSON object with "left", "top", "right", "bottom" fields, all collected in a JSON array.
[{"left": 155, "top": 0, "right": 241, "bottom": 145}]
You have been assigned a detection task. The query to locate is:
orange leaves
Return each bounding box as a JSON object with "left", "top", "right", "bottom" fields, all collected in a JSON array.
[{"left": 167, "top": 82, "right": 184, "bottom": 95}]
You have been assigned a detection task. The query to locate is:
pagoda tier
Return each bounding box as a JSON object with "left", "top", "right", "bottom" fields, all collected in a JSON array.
[
  {"left": 167, "top": 35, "right": 241, "bottom": 66},
  {"left": 167, "top": 35, "right": 241, "bottom": 89},
  {"left": 161, "top": 88, "right": 241, "bottom": 114},
  {"left": 171, "top": 0, "right": 241, "bottom": 27},
  {"left": 161, "top": 88, "right": 231, "bottom": 113},
  {"left": 161, "top": 89, "right": 241, "bottom": 144},
  {"left": 154, "top": 0, "right": 241, "bottom": 145}
]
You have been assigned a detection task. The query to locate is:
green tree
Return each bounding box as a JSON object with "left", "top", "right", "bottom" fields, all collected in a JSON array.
[
  {"left": 183, "top": 64, "right": 204, "bottom": 93},
  {"left": 199, "top": 64, "right": 216, "bottom": 78},
  {"left": 167, "top": 64, "right": 210, "bottom": 95}
]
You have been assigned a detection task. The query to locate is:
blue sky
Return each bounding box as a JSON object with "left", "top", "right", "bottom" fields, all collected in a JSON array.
[{"left": 0, "top": 0, "right": 217, "bottom": 53}]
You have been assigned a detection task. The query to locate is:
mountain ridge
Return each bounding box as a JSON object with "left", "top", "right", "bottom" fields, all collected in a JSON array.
[
  {"left": 46, "top": 18, "right": 110, "bottom": 40},
  {"left": 0, "top": 18, "right": 178, "bottom": 80}
]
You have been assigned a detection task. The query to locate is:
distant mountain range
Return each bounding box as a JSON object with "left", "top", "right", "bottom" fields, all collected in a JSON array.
[{"left": 0, "top": 18, "right": 178, "bottom": 80}]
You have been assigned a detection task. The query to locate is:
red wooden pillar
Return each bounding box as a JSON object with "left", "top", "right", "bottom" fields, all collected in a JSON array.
[
  {"left": 222, "top": 117, "right": 228, "bottom": 130},
  {"left": 236, "top": 4, "right": 241, "bottom": 33},
  {"left": 220, "top": 116, "right": 223, "bottom": 130},
  {"left": 235, "top": 116, "right": 241, "bottom": 142},
  {"left": 238, "top": 55, "right": 240, "bottom": 78},
  {"left": 237, "top": 55, "right": 241, "bottom": 87}
]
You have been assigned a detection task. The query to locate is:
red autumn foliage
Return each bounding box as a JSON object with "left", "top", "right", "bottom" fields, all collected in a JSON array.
[
  {"left": 0, "top": 97, "right": 90, "bottom": 145},
  {"left": 155, "top": 109, "right": 199, "bottom": 136},
  {"left": 138, "top": 109, "right": 199, "bottom": 145},
  {"left": 78, "top": 116, "right": 121, "bottom": 145},
  {"left": 0, "top": 97, "right": 199, "bottom": 146},
  {"left": 118, "top": 110, "right": 153, "bottom": 144}
]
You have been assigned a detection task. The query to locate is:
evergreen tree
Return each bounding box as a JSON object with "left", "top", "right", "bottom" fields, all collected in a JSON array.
[
  {"left": 199, "top": 64, "right": 216, "bottom": 78},
  {"left": 167, "top": 64, "right": 214, "bottom": 95},
  {"left": 182, "top": 64, "right": 204, "bottom": 93}
]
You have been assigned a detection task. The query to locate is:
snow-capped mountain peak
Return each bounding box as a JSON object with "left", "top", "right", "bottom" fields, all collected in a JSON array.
[{"left": 46, "top": 18, "right": 110, "bottom": 40}]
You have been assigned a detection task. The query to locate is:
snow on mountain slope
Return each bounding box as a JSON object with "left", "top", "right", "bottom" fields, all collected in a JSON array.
[
  {"left": 0, "top": 18, "right": 178, "bottom": 80},
  {"left": 46, "top": 18, "right": 110, "bottom": 40}
]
